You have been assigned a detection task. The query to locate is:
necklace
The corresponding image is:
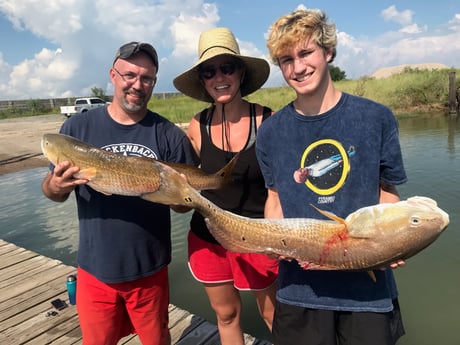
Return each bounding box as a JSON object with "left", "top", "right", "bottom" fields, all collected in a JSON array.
[{"left": 221, "top": 104, "right": 232, "bottom": 162}]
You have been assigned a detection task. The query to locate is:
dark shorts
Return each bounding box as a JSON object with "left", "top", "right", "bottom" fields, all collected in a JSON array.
[{"left": 272, "top": 299, "right": 405, "bottom": 345}]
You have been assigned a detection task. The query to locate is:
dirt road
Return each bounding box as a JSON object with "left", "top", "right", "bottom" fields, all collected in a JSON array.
[{"left": 0, "top": 114, "right": 65, "bottom": 175}]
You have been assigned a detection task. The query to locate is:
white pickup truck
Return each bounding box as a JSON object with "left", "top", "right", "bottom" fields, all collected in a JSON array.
[{"left": 60, "top": 97, "right": 108, "bottom": 117}]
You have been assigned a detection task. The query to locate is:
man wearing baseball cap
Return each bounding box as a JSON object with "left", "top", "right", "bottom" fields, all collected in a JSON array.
[{"left": 42, "top": 41, "right": 196, "bottom": 345}]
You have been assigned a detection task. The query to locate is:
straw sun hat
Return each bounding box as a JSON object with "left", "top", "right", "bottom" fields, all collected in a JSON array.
[{"left": 173, "top": 27, "right": 270, "bottom": 103}]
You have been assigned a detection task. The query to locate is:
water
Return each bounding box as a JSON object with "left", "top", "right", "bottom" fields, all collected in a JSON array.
[{"left": 1, "top": 114, "right": 459, "bottom": 344}]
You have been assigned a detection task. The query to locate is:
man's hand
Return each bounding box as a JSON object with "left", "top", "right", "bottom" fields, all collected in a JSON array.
[{"left": 42, "top": 161, "right": 88, "bottom": 202}]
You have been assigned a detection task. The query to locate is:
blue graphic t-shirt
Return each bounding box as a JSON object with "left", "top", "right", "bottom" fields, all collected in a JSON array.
[
  {"left": 60, "top": 106, "right": 196, "bottom": 283},
  {"left": 255, "top": 93, "right": 407, "bottom": 312}
]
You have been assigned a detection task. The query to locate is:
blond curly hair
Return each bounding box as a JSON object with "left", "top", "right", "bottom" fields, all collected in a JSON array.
[{"left": 266, "top": 9, "right": 337, "bottom": 65}]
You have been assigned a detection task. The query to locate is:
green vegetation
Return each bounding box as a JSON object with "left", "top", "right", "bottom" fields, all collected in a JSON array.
[
  {"left": 329, "top": 64, "right": 346, "bottom": 81},
  {"left": 91, "top": 86, "right": 110, "bottom": 102},
  {"left": 152, "top": 67, "right": 459, "bottom": 122},
  {"left": 335, "top": 67, "right": 456, "bottom": 114},
  {"left": 1, "top": 67, "right": 458, "bottom": 121},
  {"left": 0, "top": 98, "right": 54, "bottom": 119}
]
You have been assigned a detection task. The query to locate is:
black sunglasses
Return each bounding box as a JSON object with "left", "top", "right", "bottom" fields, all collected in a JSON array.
[{"left": 198, "top": 62, "right": 238, "bottom": 80}]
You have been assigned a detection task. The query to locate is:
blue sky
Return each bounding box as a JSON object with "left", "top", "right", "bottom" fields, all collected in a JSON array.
[{"left": 0, "top": 1, "right": 459, "bottom": 100}]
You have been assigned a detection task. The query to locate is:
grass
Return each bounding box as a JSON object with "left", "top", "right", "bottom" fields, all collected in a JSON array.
[
  {"left": 1, "top": 67, "right": 458, "bottom": 121},
  {"left": 150, "top": 67, "right": 459, "bottom": 122}
]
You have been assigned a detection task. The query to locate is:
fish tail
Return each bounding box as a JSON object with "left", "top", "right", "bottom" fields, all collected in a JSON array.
[
  {"left": 213, "top": 152, "right": 240, "bottom": 186},
  {"left": 141, "top": 160, "right": 204, "bottom": 209}
]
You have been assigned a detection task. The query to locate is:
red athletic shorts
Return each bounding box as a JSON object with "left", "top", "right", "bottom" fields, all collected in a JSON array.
[
  {"left": 76, "top": 266, "right": 170, "bottom": 345},
  {"left": 188, "top": 230, "right": 278, "bottom": 290}
]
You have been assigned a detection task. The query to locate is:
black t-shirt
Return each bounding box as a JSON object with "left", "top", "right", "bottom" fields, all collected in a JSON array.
[{"left": 60, "top": 106, "right": 196, "bottom": 283}]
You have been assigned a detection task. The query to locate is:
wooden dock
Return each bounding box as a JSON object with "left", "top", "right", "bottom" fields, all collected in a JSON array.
[{"left": 0, "top": 240, "right": 271, "bottom": 344}]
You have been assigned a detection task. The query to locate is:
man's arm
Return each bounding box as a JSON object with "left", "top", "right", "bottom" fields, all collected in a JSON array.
[
  {"left": 379, "top": 181, "right": 400, "bottom": 203},
  {"left": 264, "top": 188, "right": 283, "bottom": 219},
  {"left": 379, "top": 181, "right": 406, "bottom": 269}
]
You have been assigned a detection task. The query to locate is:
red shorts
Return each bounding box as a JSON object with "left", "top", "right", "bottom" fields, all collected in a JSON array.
[
  {"left": 188, "top": 230, "right": 278, "bottom": 290},
  {"left": 76, "top": 266, "right": 170, "bottom": 345}
]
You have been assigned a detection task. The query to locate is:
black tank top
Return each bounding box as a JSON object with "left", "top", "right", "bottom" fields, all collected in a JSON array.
[{"left": 190, "top": 103, "right": 272, "bottom": 243}]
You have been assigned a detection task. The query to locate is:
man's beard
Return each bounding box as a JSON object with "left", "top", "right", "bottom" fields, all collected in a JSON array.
[{"left": 122, "top": 90, "right": 146, "bottom": 112}]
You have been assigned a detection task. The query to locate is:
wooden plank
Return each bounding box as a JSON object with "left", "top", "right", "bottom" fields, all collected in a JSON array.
[
  {"left": 0, "top": 300, "right": 77, "bottom": 344},
  {"left": 23, "top": 314, "right": 81, "bottom": 345},
  {"left": 0, "top": 241, "right": 271, "bottom": 345},
  {"left": 0, "top": 247, "right": 39, "bottom": 269},
  {"left": 0, "top": 289, "right": 70, "bottom": 333},
  {"left": 0, "top": 255, "right": 60, "bottom": 281},
  {"left": 0, "top": 241, "right": 21, "bottom": 256},
  {"left": 48, "top": 326, "right": 82, "bottom": 345},
  {"left": 119, "top": 334, "right": 142, "bottom": 345},
  {"left": 0, "top": 264, "right": 75, "bottom": 302},
  {"left": 0, "top": 282, "right": 67, "bottom": 321}
]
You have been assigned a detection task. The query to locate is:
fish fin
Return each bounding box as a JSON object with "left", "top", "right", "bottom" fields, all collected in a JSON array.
[
  {"left": 94, "top": 189, "right": 112, "bottom": 196},
  {"left": 310, "top": 204, "right": 346, "bottom": 224},
  {"left": 74, "top": 167, "right": 97, "bottom": 180},
  {"left": 367, "top": 271, "right": 377, "bottom": 282},
  {"left": 297, "top": 261, "right": 337, "bottom": 270},
  {"left": 213, "top": 152, "right": 239, "bottom": 186},
  {"left": 85, "top": 183, "right": 113, "bottom": 196},
  {"left": 298, "top": 261, "right": 322, "bottom": 270}
]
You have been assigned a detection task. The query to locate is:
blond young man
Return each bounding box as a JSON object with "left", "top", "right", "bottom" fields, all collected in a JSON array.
[{"left": 256, "top": 9, "right": 406, "bottom": 345}]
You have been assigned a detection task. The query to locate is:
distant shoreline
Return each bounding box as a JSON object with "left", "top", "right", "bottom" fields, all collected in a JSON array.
[{"left": 0, "top": 114, "right": 64, "bottom": 176}]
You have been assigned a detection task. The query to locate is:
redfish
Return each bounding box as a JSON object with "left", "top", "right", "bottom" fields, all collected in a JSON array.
[
  {"left": 41, "top": 133, "right": 237, "bottom": 197},
  {"left": 198, "top": 196, "right": 449, "bottom": 271},
  {"left": 147, "top": 166, "right": 449, "bottom": 271}
]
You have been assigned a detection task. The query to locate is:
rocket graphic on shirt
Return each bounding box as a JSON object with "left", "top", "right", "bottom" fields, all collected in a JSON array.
[{"left": 293, "top": 139, "right": 355, "bottom": 196}]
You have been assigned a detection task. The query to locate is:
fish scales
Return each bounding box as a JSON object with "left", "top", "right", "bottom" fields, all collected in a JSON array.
[
  {"left": 76, "top": 149, "right": 164, "bottom": 195},
  {"left": 200, "top": 212, "right": 383, "bottom": 270},
  {"left": 202, "top": 214, "right": 346, "bottom": 261}
]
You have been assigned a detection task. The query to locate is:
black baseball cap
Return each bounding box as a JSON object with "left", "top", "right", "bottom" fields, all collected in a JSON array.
[{"left": 113, "top": 42, "right": 159, "bottom": 71}]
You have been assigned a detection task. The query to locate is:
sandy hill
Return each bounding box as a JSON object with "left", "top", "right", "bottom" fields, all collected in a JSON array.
[{"left": 371, "top": 63, "right": 449, "bottom": 79}]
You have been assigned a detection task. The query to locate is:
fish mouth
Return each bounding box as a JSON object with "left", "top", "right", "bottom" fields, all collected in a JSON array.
[
  {"left": 41, "top": 135, "right": 50, "bottom": 160},
  {"left": 407, "top": 196, "right": 450, "bottom": 229}
]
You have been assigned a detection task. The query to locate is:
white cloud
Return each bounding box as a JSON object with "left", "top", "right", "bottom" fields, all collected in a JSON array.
[
  {"left": 335, "top": 14, "right": 460, "bottom": 79},
  {"left": 170, "top": 3, "right": 220, "bottom": 59},
  {"left": 0, "top": 0, "right": 84, "bottom": 38},
  {"left": 400, "top": 23, "right": 425, "bottom": 34},
  {"left": 0, "top": 2, "right": 459, "bottom": 100},
  {"left": 0, "top": 0, "right": 220, "bottom": 99},
  {"left": 381, "top": 5, "right": 414, "bottom": 26}
]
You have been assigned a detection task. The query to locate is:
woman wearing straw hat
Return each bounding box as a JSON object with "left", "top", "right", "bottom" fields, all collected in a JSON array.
[{"left": 174, "top": 27, "right": 278, "bottom": 344}]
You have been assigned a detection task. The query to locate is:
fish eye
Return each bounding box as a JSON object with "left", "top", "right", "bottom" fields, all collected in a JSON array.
[{"left": 411, "top": 216, "right": 421, "bottom": 225}]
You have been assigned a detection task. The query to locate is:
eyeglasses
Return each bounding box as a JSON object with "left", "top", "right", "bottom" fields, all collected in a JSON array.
[
  {"left": 198, "top": 62, "right": 238, "bottom": 80},
  {"left": 113, "top": 67, "right": 156, "bottom": 87}
]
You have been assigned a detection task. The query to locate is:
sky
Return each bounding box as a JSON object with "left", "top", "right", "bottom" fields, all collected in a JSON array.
[{"left": 0, "top": 0, "right": 459, "bottom": 101}]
